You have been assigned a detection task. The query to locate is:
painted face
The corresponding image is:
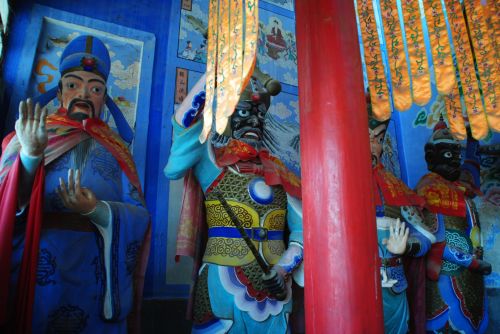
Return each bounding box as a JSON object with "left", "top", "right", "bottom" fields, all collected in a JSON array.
[
  {"left": 58, "top": 71, "right": 106, "bottom": 121},
  {"left": 429, "top": 143, "right": 463, "bottom": 181},
  {"left": 369, "top": 123, "right": 387, "bottom": 167},
  {"left": 230, "top": 101, "right": 267, "bottom": 149}
]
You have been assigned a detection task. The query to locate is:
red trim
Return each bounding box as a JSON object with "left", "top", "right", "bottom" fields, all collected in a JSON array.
[
  {"left": 427, "top": 303, "right": 449, "bottom": 321},
  {"left": 234, "top": 267, "right": 272, "bottom": 302},
  {"left": 451, "top": 276, "right": 483, "bottom": 330},
  {"left": 205, "top": 170, "right": 226, "bottom": 193}
]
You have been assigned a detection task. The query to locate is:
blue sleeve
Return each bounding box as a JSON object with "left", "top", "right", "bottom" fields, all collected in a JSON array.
[
  {"left": 442, "top": 244, "right": 473, "bottom": 268},
  {"left": 407, "top": 223, "right": 432, "bottom": 257},
  {"left": 400, "top": 206, "right": 435, "bottom": 257},
  {"left": 101, "top": 200, "right": 149, "bottom": 321},
  {"left": 286, "top": 194, "right": 303, "bottom": 245},
  {"left": 164, "top": 118, "right": 205, "bottom": 180}
]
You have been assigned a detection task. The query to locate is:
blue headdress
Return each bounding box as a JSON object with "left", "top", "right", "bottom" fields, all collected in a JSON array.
[{"left": 33, "top": 35, "right": 133, "bottom": 143}]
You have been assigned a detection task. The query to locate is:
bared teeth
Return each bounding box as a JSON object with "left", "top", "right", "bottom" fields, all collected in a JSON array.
[{"left": 244, "top": 132, "right": 259, "bottom": 139}]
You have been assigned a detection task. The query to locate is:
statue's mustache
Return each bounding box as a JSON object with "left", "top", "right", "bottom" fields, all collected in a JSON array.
[{"left": 67, "top": 98, "right": 95, "bottom": 120}]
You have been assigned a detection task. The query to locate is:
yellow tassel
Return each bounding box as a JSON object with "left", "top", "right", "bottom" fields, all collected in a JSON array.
[
  {"left": 464, "top": 0, "right": 500, "bottom": 132},
  {"left": 444, "top": 77, "right": 467, "bottom": 140},
  {"left": 356, "top": 0, "right": 392, "bottom": 120},
  {"left": 239, "top": 0, "right": 259, "bottom": 111},
  {"left": 200, "top": 0, "right": 220, "bottom": 143},
  {"left": 217, "top": 0, "right": 244, "bottom": 124},
  {"left": 201, "top": 0, "right": 259, "bottom": 141},
  {"left": 422, "top": 0, "right": 456, "bottom": 95},
  {"left": 380, "top": 0, "right": 412, "bottom": 111},
  {"left": 214, "top": 0, "right": 231, "bottom": 134},
  {"left": 401, "top": 0, "right": 432, "bottom": 106},
  {"left": 445, "top": 0, "right": 489, "bottom": 140}
]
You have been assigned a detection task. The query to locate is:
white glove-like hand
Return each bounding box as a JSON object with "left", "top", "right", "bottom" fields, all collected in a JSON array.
[
  {"left": 15, "top": 99, "right": 48, "bottom": 157},
  {"left": 382, "top": 218, "right": 409, "bottom": 255}
]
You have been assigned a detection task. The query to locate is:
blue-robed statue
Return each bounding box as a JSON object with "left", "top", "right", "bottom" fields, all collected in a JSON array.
[{"left": 0, "top": 35, "right": 150, "bottom": 333}]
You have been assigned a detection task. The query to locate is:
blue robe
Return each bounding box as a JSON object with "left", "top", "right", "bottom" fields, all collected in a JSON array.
[{"left": 9, "top": 139, "right": 149, "bottom": 333}]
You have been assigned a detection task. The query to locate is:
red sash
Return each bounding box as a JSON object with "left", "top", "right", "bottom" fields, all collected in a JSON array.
[
  {"left": 416, "top": 173, "right": 466, "bottom": 217},
  {"left": 372, "top": 164, "right": 424, "bottom": 207}
]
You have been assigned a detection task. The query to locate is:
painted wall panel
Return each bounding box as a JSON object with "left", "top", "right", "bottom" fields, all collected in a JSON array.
[{"left": 1, "top": 0, "right": 172, "bottom": 299}]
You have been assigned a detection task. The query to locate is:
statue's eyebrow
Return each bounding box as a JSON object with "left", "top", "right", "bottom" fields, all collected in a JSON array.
[
  {"left": 373, "top": 128, "right": 386, "bottom": 137},
  {"left": 62, "top": 75, "right": 105, "bottom": 86},
  {"left": 89, "top": 78, "right": 105, "bottom": 85},
  {"left": 63, "top": 74, "right": 83, "bottom": 81}
]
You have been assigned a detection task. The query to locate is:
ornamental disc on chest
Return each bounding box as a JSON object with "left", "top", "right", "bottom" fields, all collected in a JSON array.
[{"left": 203, "top": 168, "right": 288, "bottom": 266}]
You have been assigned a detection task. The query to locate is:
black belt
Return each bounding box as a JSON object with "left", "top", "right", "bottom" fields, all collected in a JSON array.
[
  {"left": 381, "top": 257, "right": 403, "bottom": 267},
  {"left": 43, "top": 212, "right": 95, "bottom": 232}
]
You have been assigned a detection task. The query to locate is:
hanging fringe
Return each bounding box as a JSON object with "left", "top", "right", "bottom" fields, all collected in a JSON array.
[
  {"left": 464, "top": 0, "right": 500, "bottom": 132},
  {"left": 444, "top": 0, "right": 489, "bottom": 140},
  {"left": 444, "top": 72, "right": 467, "bottom": 140},
  {"left": 423, "top": 0, "right": 456, "bottom": 95},
  {"left": 401, "top": 0, "right": 431, "bottom": 106},
  {"left": 200, "top": 0, "right": 259, "bottom": 142},
  {"left": 356, "top": 0, "right": 392, "bottom": 121},
  {"left": 214, "top": 0, "right": 231, "bottom": 134},
  {"left": 354, "top": 0, "right": 500, "bottom": 139},
  {"left": 380, "top": 0, "right": 412, "bottom": 111},
  {"left": 200, "top": 0, "right": 220, "bottom": 142}
]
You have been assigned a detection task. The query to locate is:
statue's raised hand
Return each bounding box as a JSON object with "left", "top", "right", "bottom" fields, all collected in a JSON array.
[
  {"left": 15, "top": 99, "right": 48, "bottom": 157},
  {"left": 382, "top": 218, "right": 409, "bottom": 255}
]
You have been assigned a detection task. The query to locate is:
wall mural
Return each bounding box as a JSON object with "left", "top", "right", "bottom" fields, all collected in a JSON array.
[
  {"left": 177, "top": 1, "right": 208, "bottom": 63},
  {"left": 265, "top": 91, "right": 300, "bottom": 176},
  {"left": 477, "top": 155, "right": 500, "bottom": 289},
  {"left": 177, "top": 0, "right": 298, "bottom": 86},
  {"left": 262, "top": 0, "right": 294, "bottom": 11},
  {"left": 257, "top": 10, "right": 297, "bottom": 86},
  {"left": 28, "top": 19, "right": 143, "bottom": 132}
]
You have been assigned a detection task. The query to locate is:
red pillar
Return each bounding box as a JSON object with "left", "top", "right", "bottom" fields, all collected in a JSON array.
[{"left": 295, "top": 1, "right": 384, "bottom": 332}]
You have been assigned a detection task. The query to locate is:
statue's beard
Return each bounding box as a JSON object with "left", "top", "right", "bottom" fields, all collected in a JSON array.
[
  {"left": 67, "top": 98, "right": 95, "bottom": 121},
  {"left": 432, "top": 164, "right": 461, "bottom": 181}
]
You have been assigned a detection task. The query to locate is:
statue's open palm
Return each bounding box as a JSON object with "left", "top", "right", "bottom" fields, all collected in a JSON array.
[
  {"left": 57, "top": 169, "right": 98, "bottom": 215},
  {"left": 15, "top": 99, "right": 48, "bottom": 157},
  {"left": 382, "top": 218, "right": 409, "bottom": 255}
]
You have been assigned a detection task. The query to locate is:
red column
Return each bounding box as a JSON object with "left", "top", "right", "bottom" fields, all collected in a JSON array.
[{"left": 295, "top": 1, "right": 384, "bottom": 333}]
